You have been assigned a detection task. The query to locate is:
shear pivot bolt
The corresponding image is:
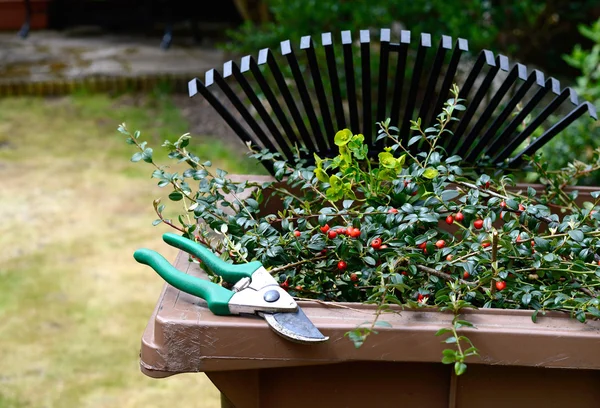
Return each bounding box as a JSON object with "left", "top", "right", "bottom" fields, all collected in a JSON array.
[{"left": 264, "top": 290, "right": 280, "bottom": 303}]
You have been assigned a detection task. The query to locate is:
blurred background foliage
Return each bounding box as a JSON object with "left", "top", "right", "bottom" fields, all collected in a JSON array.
[
  {"left": 226, "top": 0, "right": 598, "bottom": 78},
  {"left": 538, "top": 19, "right": 600, "bottom": 186}
]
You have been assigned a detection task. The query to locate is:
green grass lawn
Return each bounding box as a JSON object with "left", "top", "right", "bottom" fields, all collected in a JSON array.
[{"left": 0, "top": 91, "right": 264, "bottom": 407}]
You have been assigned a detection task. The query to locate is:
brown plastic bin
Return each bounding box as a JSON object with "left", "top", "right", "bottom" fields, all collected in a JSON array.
[{"left": 139, "top": 176, "right": 600, "bottom": 408}]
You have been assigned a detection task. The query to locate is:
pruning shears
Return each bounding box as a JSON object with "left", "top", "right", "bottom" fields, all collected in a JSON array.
[{"left": 134, "top": 233, "right": 328, "bottom": 344}]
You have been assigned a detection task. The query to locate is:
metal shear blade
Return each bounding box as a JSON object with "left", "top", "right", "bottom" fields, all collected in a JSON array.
[{"left": 261, "top": 309, "right": 329, "bottom": 343}]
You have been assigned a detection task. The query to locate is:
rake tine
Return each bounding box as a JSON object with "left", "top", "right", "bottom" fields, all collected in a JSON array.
[
  {"left": 509, "top": 101, "right": 597, "bottom": 167},
  {"left": 452, "top": 53, "right": 504, "bottom": 157},
  {"left": 439, "top": 49, "right": 489, "bottom": 151},
  {"left": 359, "top": 29, "right": 373, "bottom": 144},
  {"left": 463, "top": 56, "right": 523, "bottom": 162},
  {"left": 389, "top": 30, "right": 411, "bottom": 129},
  {"left": 376, "top": 28, "right": 391, "bottom": 124},
  {"left": 260, "top": 48, "right": 318, "bottom": 153},
  {"left": 236, "top": 56, "right": 294, "bottom": 161},
  {"left": 495, "top": 85, "right": 580, "bottom": 164},
  {"left": 342, "top": 30, "right": 360, "bottom": 133},
  {"left": 188, "top": 77, "right": 273, "bottom": 174},
  {"left": 281, "top": 40, "right": 328, "bottom": 153},
  {"left": 481, "top": 68, "right": 544, "bottom": 158},
  {"left": 213, "top": 64, "right": 278, "bottom": 154},
  {"left": 433, "top": 38, "right": 468, "bottom": 121},
  {"left": 248, "top": 54, "right": 299, "bottom": 157},
  {"left": 322, "top": 32, "right": 346, "bottom": 131},
  {"left": 490, "top": 77, "right": 560, "bottom": 162},
  {"left": 302, "top": 35, "right": 336, "bottom": 146},
  {"left": 449, "top": 50, "right": 499, "bottom": 156},
  {"left": 418, "top": 35, "right": 452, "bottom": 126},
  {"left": 225, "top": 61, "right": 294, "bottom": 160},
  {"left": 375, "top": 28, "right": 391, "bottom": 150},
  {"left": 401, "top": 32, "right": 431, "bottom": 145}
]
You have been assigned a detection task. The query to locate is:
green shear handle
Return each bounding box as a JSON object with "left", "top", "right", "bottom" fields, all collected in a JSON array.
[{"left": 133, "top": 233, "right": 262, "bottom": 316}]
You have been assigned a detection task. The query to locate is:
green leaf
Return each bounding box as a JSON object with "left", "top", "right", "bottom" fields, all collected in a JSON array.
[
  {"left": 531, "top": 310, "right": 539, "bottom": 323},
  {"left": 441, "top": 190, "right": 459, "bottom": 201},
  {"left": 334, "top": 129, "right": 353, "bottom": 146},
  {"left": 314, "top": 168, "right": 329, "bottom": 183},
  {"left": 590, "top": 191, "right": 600, "bottom": 199},
  {"left": 408, "top": 135, "right": 422, "bottom": 146},
  {"left": 131, "top": 152, "right": 143, "bottom": 162},
  {"left": 445, "top": 155, "right": 462, "bottom": 164},
  {"left": 435, "top": 328, "right": 452, "bottom": 336},
  {"left": 142, "top": 147, "right": 153, "bottom": 163},
  {"left": 374, "top": 321, "right": 392, "bottom": 328},
  {"left": 423, "top": 168, "right": 438, "bottom": 179},
  {"left": 363, "top": 256, "right": 376, "bottom": 266},
  {"left": 245, "top": 198, "right": 259, "bottom": 209},
  {"left": 527, "top": 186, "right": 537, "bottom": 198},
  {"left": 169, "top": 191, "right": 183, "bottom": 201},
  {"left": 568, "top": 230, "right": 584, "bottom": 242},
  {"left": 455, "top": 320, "right": 474, "bottom": 328},
  {"left": 454, "top": 362, "right": 467, "bottom": 376},
  {"left": 522, "top": 293, "right": 532, "bottom": 305},
  {"left": 444, "top": 336, "right": 457, "bottom": 344},
  {"left": 378, "top": 152, "right": 397, "bottom": 169},
  {"left": 152, "top": 219, "right": 162, "bottom": 226},
  {"left": 343, "top": 200, "right": 354, "bottom": 209},
  {"left": 588, "top": 307, "right": 600, "bottom": 318}
]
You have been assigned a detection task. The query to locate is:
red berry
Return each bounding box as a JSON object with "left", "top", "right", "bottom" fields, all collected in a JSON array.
[
  {"left": 389, "top": 208, "right": 398, "bottom": 214},
  {"left": 350, "top": 273, "right": 358, "bottom": 282},
  {"left": 380, "top": 244, "right": 388, "bottom": 249},
  {"left": 495, "top": 281, "right": 506, "bottom": 291},
  {"left": 455, "top": 212, "right": 464, "bottom": 222},
  {"left": 473, "top": 219, "right": 484, "bottom": 229},
  {"left": 328, "top": 230, "right": 338, "bottom": 239},
  {"left": 446, "top": 254, "right": 454, "bottom": 261},
  {"left": 482, "top": 242, "right": 491, "bottom": 248},
  {"left": 418, "top": 242, "right": 427, "bottom": 249},
  {"left": 320, "top": 249, "right": 328, "bottom": 256},
  {"left": 295, "top": 285, "right": 303, "bottom": 291},
  {"left": 485, "top": 181, "right": 490, "bottom": 189},
  {"left": 445, "top": 215, "right": 454, "bottom": 225},
  {"left": 320, "top": 224, "right": 330, "bottom": 233},
  {"left": 371, "top": 237, "right": 382, "bottom": 249},
  {"left": 417, "top": 293, "right": 424, "bottom": 301},
  {"left": 597, "top": 260, "right": 600, "bottom": 266},
  {"left": 294, "top": 230, "right": 301, "bottom": 237},
  {"left": 435, "top": 239, "right": 446, "bottom": 249},
  {"left": 336, "top": 227, "right": 346, "bottom": 235},
  {"left": 404, "top": 180, "right": 410, "bottom": 187},
  {"left": 463, "top": 271, "right": 470, "bottom": 279},
  {"left": 518, "top": 204, "right": 525, "bottom": 212},
  {"left": 411, "top": 190, "right": 418, "bottom": 196},
  {"left": 280, "top": 280, "right": 289, "bottom": 290},
  {"left": 500, "top": 201, "right": 507, "bottom": 208},
  {"left": 531, "top": 240, "right": 535, "bottom": 247},
  {"left": 350, "top": 228, "right": 361, "bottom": 238},
  {"left": 337, "top": 260, "right": 347, "bottom": 271},
  {"left": 401, "top": 271, "right": 408, "bottom": 276}
]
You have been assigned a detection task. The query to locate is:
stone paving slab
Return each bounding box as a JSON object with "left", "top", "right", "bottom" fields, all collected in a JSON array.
[{"left": 0, "top": 30, "right": 227, "bottom": 85}]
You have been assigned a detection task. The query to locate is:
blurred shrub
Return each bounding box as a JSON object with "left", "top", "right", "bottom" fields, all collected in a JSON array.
[
  {"left": 225, "top": 0, "right": 597, "bottom": 76},
  {"left": 538, "top": 18, "right": 600, "bottom": 186}
]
